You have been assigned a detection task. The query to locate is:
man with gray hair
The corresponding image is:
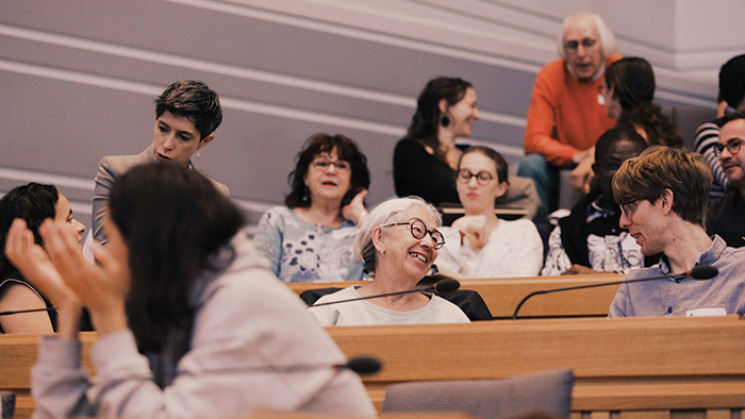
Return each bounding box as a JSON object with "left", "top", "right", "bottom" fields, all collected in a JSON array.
[{"left": 518, "top": 12, "right": 621, "bottom": 212}]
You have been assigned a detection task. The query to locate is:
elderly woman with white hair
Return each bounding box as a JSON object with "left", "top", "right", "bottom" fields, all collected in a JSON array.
[{"left": 309, "top": 197, "right": 470, "bottom": 326}]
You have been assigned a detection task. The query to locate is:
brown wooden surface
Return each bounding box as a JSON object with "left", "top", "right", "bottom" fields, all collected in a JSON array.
[
  {"left": 327, "top": 316, "right": 745, "bottom": 415},
  {"left": 286, "top": 273, "right": 624, "bottom": 318},
  {"left": 2, "top": 316, "right": 744, "bottom": 419},
  {"left": 0, "top": 332, "right": 97, "bottom": 419}
]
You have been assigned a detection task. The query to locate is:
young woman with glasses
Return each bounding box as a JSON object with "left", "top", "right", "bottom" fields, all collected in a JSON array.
[
  {"left": 435, "top": 147, "right": 543, "bottom": 278},
  {"left": 254, "top": 133, "right": 371, "bottom": 283},
  {"left": 309, "top": 197, "right": 470, "bottom": 326}
]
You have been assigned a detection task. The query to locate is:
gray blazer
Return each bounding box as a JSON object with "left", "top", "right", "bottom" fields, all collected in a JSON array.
[{"left": 91, "top": 145, "right": 229, "bottom": 244}]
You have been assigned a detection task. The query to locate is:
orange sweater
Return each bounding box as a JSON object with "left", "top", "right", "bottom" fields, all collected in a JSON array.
[{"left": 524, "top": 56, "right": 620, "bottom": 167}]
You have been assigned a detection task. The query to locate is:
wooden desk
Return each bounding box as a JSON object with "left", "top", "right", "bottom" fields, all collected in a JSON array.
[
  {"left": 286, "top": 273, "right": 624, "bottom": 319},
  {"left": 3, "top": 317, "right": 742, "bottom": 419},
  {"left": 0, "top": 332, "right": 97, "bottom": 419},
  {"left": 328, "top": 316, "right": 745, "bottom": 418}
]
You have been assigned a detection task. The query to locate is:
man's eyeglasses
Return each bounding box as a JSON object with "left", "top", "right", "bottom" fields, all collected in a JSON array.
[
  {"left": 383, "top": 219, "right": 445, "bottom": 249},
  {"left": 620, "top": 196, "right": 648, "bottom": 218},
  {"left": 311, "top": 158, "right": 350, "bottom": 172},
  {"left": 456, "top": 169, "right": 494, "bottom": 186},
  {"left": 714, "top": 138, "right": 743, "bottom": 157},
  {"left": 563, "top": 38, "right": 597, "bottom": 53}
]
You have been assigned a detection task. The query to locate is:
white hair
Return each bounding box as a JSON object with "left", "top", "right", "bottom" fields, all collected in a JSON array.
[
  {"left": 354, "top": 196, "right": 441, "bottom": 276},
  {"left": 556, "top": 12, "right": 617, "bottom": 60}
]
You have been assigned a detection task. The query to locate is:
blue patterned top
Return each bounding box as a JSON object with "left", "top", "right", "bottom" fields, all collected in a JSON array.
[{"left": 253, "top": 206, "right": 365, "bottom": 283}]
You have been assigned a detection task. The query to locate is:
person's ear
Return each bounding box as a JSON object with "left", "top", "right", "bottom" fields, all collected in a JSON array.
[
  {"left": 371, "top": 226, "right": 385, "bottom": 254},
  {"left": 197, "top": 134, "right": 215, "bottom": 150},
  {"left": 495, "top": 181, "right": 509, "bottom": 198},
  {"left": 438, "top": 98, "right": 448, "bottom": 115},
  {"left": 659, "top": 189, "right": 674, "bottom": 215}
]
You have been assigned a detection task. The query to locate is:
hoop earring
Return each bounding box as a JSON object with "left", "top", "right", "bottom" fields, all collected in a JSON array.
[{"left": 440, "top": 115, "right": 450, "bottom": 127}]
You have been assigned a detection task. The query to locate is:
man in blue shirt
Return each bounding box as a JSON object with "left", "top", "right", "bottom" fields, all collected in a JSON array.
[{"left": 608, "top": 147, "right": 745, "bottom": 317}]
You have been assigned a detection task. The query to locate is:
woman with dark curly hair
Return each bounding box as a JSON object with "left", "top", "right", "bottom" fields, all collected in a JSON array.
[
  {"left": 254, "top": 133, "right": 371, "bottom": 283},
  {"left": 603, "top": 57, "right": 684, "bottom": 148},
  {"left": 393, "top": 77, "right": 480, "bottom": 206}
]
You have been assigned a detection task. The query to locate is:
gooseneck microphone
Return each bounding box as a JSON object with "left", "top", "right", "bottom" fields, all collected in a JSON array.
[
  {"left": 0, "top": 307, "right": 383, "bottom": 375},
  {"left": 311, "top": 278, "right": 460, "bottom": 307},
  {"left": 0, "top": 310, "right": 382, "bottom": 376},
  {"left": 0, "top": 307, "right": 56, "bottom": 317},
  {"left": 191, "top": 356, "right": 383, "bottom": 376},
  {"left": 341, "top": 356, "right": 383, "bottom": 375},
  {"left": 512, "top": 265, "right": 718, "bottom": 320}
]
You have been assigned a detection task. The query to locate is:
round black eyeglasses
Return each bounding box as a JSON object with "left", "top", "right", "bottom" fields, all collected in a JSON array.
[
  {"left": 456, "top": 169, "right": 494, "bottom": 186},
  {"left": 382, "top": 219, "right": 445, "bottom": 249}
]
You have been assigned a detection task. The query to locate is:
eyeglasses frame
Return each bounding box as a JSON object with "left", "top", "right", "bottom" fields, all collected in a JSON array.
[
  {"left": 456, "top": 169, "right": 495, "bottom": 186},
  {"left": 311, "top": 158, "right": 350, "bottom": 172},
  {"left": 382, "top": 219, "right": 445, "bottom": 250}
]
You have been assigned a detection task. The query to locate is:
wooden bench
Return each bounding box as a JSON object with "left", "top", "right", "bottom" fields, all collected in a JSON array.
[
  {"left": 327, "top": 315, "right": 745, "bottom": 418},
  {"left": 4, "top": 316, "right": 742, "bottom": 419},
  {"left": 0, "top": 332, "right": 96, "bottom": 419},
  {"left": 286, "top": 273, "right": 624, "bottom": 319}
]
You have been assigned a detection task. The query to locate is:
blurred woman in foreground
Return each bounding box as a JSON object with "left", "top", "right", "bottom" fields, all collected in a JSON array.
[{"left": 5, "top": 163, "right": 374, "bottom": 418}]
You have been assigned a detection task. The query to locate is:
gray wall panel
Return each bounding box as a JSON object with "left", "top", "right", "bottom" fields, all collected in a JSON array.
[{"left": 0, "top": 0, "right": 723, "bottom": 228}]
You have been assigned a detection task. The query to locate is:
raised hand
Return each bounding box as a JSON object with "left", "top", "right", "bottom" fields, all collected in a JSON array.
[
  {"left": 5, "top": 219, "right": 78, "bottom": 309},
  {"left": 341, "top": 188, "right": 369, "bottom": 225},
  {"left": 39, "top": 219, "right": 129, "bottom": 336},
  {"left": 561, "top": 264, "right": 596, "bottom": 275},
  {"left": 451, "top": 215, "right": 489, "bottom": 249},
  {"left": 570, "top": 149, "right": 595, "bottom": 194},
  {"left": 5, "top": 219, "right": 82, "bottom": 338}
]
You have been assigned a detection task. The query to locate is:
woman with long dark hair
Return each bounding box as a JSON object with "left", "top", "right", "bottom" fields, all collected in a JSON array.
[
  {"left": 603, "top": 57, "right": 684, "bottom": 148},
  {"left": 5, "top": 163, "right": 374, "bottom": 418},
  {"left": 393, "top": 77, "right": 481, "bottom": 206},
  {"left": 0, "top": 182, "right": 85, "bottom": 333}
]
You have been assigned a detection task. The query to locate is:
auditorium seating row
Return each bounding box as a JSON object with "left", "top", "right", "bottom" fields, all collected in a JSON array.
[
  {"left": 288, "top": 273, "right": 624, "bottom": 319},
  {"left": 1, "top": 275, "right": 743, "bottom": 419}
]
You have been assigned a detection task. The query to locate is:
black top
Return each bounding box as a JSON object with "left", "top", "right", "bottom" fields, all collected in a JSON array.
[
  {"left": 707, "top": 186, "right": 745, "bottom": 248},
  {"left": 559, "top": 186, "right": 660, "bottom": 268},
  {"left": 393, "top": 139, "right": 459, "bottom": 206}
]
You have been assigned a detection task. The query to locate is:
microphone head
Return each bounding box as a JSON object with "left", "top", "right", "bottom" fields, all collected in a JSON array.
[
  {"left": 344, "top": 356, "right": 382, "bottom": 375},
  {"left": 690, "top": 265, "right": 718, "bottom": 280},
  {"left": 433, "top": 278, "right": 460, "bottom": 293}
]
